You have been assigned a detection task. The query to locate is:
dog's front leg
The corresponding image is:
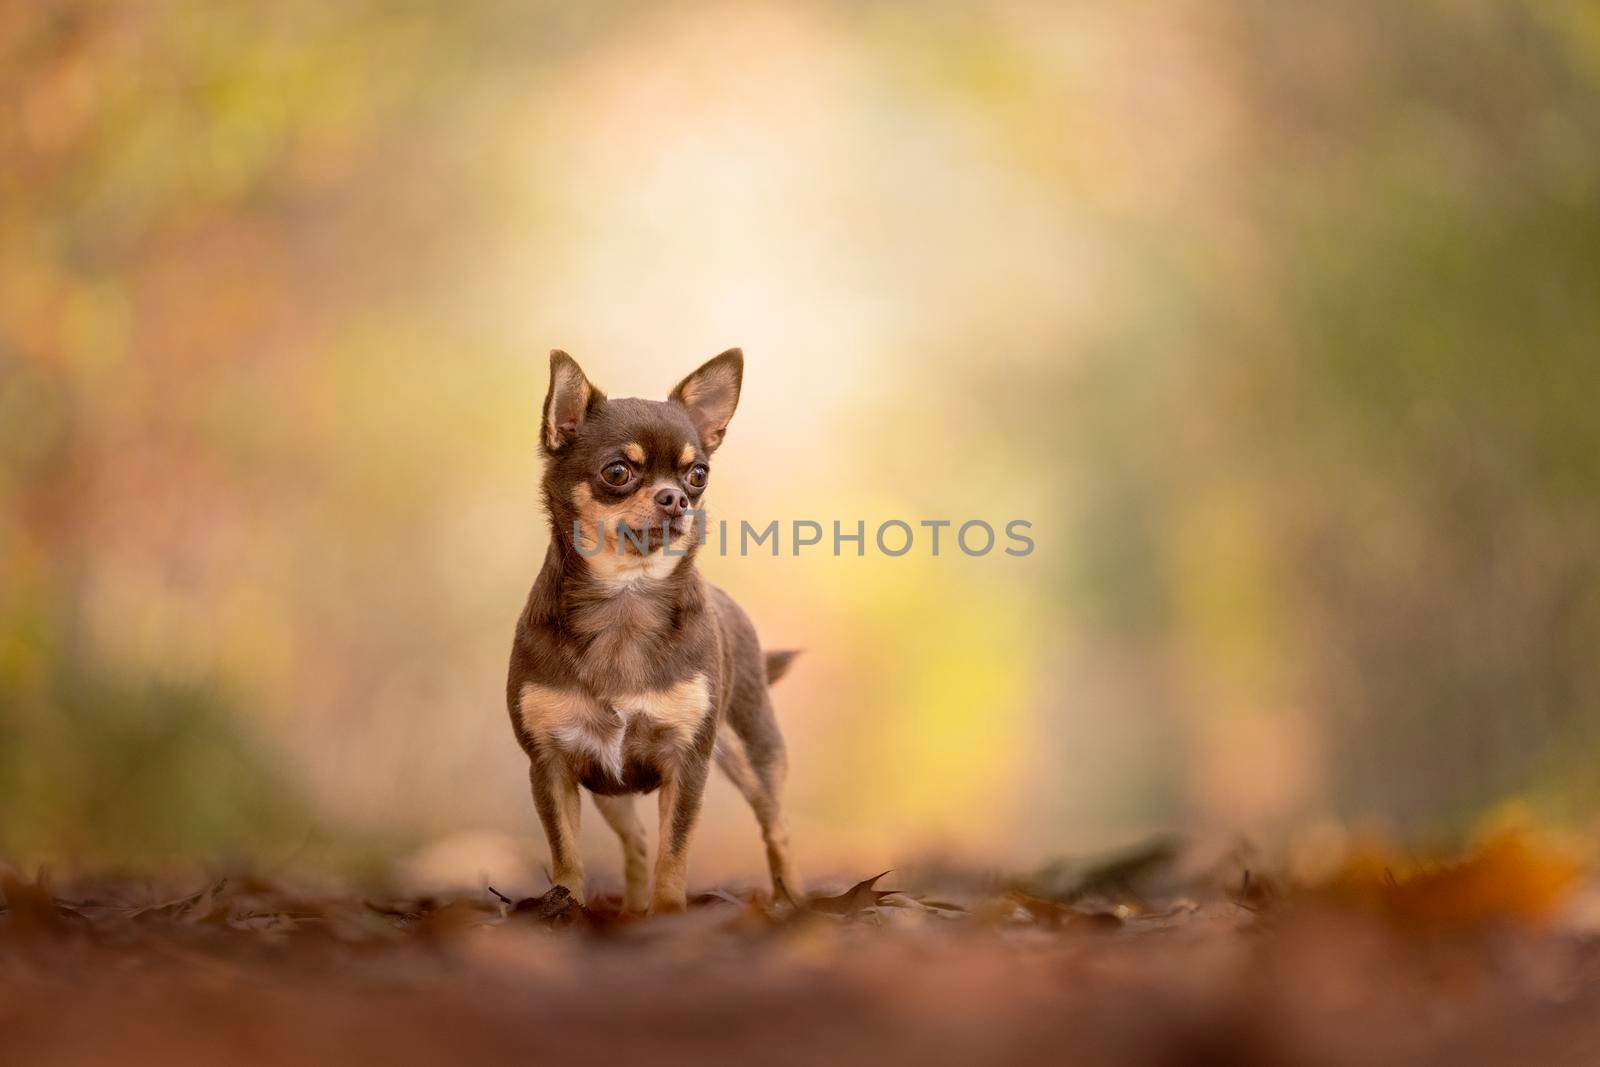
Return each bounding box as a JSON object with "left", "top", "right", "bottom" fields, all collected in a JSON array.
[
  {"left": 529, "top": 757, "right": 584, "bottom": 902},
  {"left": 652, "top": 741, "right": 712, "bottom": 912}
]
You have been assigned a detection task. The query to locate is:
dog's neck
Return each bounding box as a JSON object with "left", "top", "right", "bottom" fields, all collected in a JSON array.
[
  {"left": 577, "top": 543, "right": 688, "bottom": 592},
  {"left": 526, "top": 537, "right": 706, "bottom": 693},
  {"left": 530, "top": 536, "right": 700, "bottom": 619}
]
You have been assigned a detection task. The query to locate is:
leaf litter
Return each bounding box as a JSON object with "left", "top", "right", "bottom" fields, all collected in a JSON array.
[{"left": 4, "top": 829, "right": 1600, "bottom": 1065}]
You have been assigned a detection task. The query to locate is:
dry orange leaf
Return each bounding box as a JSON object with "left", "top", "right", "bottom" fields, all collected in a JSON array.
[{"left": 1320, "top": 830, "right": 1578, "bottom": 930}]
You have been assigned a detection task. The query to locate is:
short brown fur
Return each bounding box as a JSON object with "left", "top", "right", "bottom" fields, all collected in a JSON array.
[{"left": 507, "top": 348, "right": 801, "bottom": 912}]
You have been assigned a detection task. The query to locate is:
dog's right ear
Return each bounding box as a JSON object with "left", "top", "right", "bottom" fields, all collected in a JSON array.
[{"left": 542, "top": 350, "right": 604, "bottom": 453}]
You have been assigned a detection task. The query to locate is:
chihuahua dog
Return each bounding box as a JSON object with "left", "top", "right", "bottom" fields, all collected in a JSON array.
[{"left": 506, "top": 348, "right": 800, "bottom": 913}]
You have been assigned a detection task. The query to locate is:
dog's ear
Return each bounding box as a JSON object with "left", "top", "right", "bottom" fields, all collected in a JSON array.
[
  {"left": 542, "top": 350, "right": 604, "bottom": 453},
  {"left": 669, "top": 348, "right": 743, "bottom": 453}
]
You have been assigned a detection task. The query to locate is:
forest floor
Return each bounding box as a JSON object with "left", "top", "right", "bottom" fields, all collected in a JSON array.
[{"left": 4, "top": 833, "right": 1600, "bottom": 1066}]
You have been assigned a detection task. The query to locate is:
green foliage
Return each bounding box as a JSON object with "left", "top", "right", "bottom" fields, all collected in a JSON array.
[{"left": 0, "top": 670, "right": 310, "bottom": 866}]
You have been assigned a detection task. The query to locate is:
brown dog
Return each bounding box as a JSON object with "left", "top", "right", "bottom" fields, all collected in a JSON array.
[{"left": 506, "top": 349, "right": 800, "bottom": 913}]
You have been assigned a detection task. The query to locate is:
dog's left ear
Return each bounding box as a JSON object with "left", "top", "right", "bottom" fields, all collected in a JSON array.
[{"left": 669, "top": 348, "right": 743, "bottom": 453}]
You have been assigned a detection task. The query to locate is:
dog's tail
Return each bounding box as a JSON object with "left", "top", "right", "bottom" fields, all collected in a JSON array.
[{"left": 764, "top": 649, "right": 801, "bottom": 686}]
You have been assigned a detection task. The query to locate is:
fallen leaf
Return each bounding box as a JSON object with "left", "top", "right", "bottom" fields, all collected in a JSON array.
[
  {"left": 807, "top": 872, "right": 901, "bottom": 916},
  {"left": 512, "top": 886, "right": 588, "bottom": 929},
  {"left": 0, "top": 870, "right": 71, "bottom": 938},
  {"left": 179, "top": 880, "right": 230, "bottom": 924}
]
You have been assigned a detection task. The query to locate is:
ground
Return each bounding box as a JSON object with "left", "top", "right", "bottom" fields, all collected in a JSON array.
[{"left": 4, "top": 838, "right": 1600, "bottom": 1066}]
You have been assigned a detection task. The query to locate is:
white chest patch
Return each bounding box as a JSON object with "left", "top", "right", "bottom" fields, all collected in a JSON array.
[
  {"left": 552, "top": 711, "right": 629, "bottom": 782},
  {"left": 519, "top": 675, "right": 713, "bottom": 780}
]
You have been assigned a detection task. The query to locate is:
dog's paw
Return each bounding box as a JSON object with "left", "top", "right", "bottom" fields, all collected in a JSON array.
[{"left": 649, "top": 892, "right": 688, "bottom": 915}]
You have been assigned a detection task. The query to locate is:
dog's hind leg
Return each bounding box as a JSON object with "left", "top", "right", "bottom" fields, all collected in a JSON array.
[
  {"left": 592, "top": 792, "right": 649, "bottom": 913},
  {"left": 716, "top": 699, "right": 801, "bottom": 904}
]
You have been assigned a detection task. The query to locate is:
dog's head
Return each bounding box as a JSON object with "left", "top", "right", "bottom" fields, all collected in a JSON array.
[{"left": 539, "top": 349, "right": 742, "bottom": 571}]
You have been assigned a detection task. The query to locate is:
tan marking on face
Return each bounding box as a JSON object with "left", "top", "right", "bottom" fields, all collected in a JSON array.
[
  {"left": 624, "top": 442, "right": 646, "bottom": 464},
  {"left": 571, "top": 481, "right": 648, "bottom": 551},
  {"left": 678, "top": 443, "right": 695, "bottom": 467},
  {"left": 571, "top": 482, "right": 695, "bottom": 589}
]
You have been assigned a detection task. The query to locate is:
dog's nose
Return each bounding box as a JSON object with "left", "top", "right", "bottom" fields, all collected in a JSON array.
[{"left": 654, "top": 487, "right": 688, "bottom": 514}]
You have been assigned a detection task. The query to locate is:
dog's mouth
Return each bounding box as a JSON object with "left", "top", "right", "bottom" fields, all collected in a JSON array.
[{"left": 617, "top": 517, "right": 693, "bottom": 553}]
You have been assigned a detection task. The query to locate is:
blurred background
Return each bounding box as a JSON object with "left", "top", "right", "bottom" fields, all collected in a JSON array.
[{"left": 3, "top": 0, "right": 1599, "bottom": 887}]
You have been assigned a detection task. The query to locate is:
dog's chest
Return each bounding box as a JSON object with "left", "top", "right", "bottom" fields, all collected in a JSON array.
[
  {"left": 565, "top": 586, "right": 678, "bottom": 692},
  {"left": 518, "top": 676, "right": 712, "bottom": 792}
]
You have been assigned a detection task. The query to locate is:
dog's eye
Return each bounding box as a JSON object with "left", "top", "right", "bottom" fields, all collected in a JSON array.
[
  {"left": 601, "top": 462, "right": 632, "bottom": 487},
  {"left": 687, "top": 464, "right": 708, "bottom": 489}
]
